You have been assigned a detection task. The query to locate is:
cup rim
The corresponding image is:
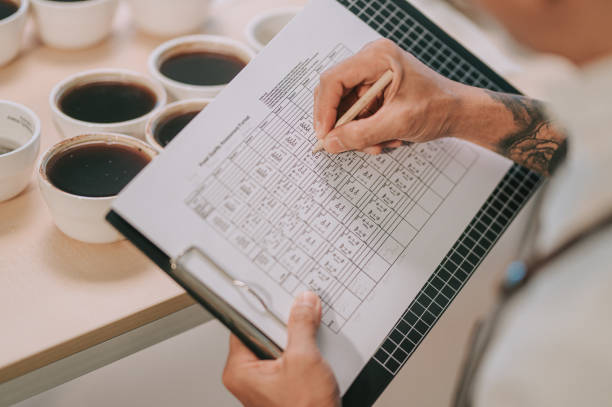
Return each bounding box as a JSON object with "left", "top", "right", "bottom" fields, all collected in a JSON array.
[
  {"left": 38, "top": 132, "right": 157, "bottom": 201},
  {"left": 145, "top": 98, "right": 212, "bottom": 152},
  {"left": 148, "top": 34, "right": 256, "bottom": 93},
  {"left": 49, "top": 68, "right": 167, "bottom": 129},
  {"left": 0, "top": 0, "right": 29, "bottom": 26},
  {"left": 0, "top": 99, "right": 41, "bottom": 158},
  {"left": 245, "top": 6, "right": 302, "bottom": 52},
  {"left": 30, "top": 0, "right": 112, "bottom": 9}
]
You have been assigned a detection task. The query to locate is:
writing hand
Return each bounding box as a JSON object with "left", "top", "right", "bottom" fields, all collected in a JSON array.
[{"left": 313, "top": 38, "right": 464, "bottom": 155}]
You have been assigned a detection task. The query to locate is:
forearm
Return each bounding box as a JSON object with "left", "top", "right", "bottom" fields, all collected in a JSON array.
[{"left": 450, "top": 85, "right": 567, "bottom": 176}]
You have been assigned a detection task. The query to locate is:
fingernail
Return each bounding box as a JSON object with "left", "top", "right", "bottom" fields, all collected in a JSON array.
[
  {"left": 295, "top": 291, "right": 319, "bottom": 309},
  {"left": 325, "top": 136, "right": 345, "bottom": 152},
  {"left": 363, "top": 146, "right": 380, "bottom": 155},
  {"left": 314, "top": 119, "right": 320, "bottom": 132}
]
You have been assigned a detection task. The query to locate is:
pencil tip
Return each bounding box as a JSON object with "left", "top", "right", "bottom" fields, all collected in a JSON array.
[{"left": 312, "top": 140, "right": 324, "bottom": 154}]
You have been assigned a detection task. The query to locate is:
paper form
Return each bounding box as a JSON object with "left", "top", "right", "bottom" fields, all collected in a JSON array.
[{"left": 112, "top": 0, "right": 512, "bottom": 393}]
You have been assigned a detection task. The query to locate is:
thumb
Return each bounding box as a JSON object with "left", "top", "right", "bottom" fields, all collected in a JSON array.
[
  {"left": 323, "top": 111, "right": 394, "bottom": 153},
  {"left": 286, "top": 291, "right": 322, "bottom": 354}
]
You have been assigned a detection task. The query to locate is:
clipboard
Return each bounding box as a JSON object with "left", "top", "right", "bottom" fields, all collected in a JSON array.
[{"left": 106, "top": 210, "right": 282, "bottom": 360}]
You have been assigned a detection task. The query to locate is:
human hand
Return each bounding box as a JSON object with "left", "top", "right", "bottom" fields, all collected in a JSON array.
[
  {"left": 313, "top": 38, "right": 468, "bottom": 155},
  {"left": 222, "top": 291, "right": 340, "bottom": 407}
]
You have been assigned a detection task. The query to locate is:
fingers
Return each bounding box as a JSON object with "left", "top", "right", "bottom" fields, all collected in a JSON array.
[
  {"left": 359, "top": 139, "right": 404, "bottom": 155},
  {"left": 362, "top": 145, "right": 383, "bottom": 155},
  {"left": 383, "top": 140, "right": 403, "bottom": 149},
  {"left": 314, "top": 41, "right": 398, "bottom": 140},
  {"left": 226, "top": 334, "right": 259, "bottom": 368},
  {"left": 323, "top": 109, "right": 396, "bottom": 153},
  {"left": 286, "top": 291, "right": 322, "bottom": 355},
  {"left": 222, "top": 334, "right": 260, "bottom": 396}
]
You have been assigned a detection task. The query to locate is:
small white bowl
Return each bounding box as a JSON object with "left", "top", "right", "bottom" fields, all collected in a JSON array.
[
  {"left": 245, "top": 7, "right": 301, "bottom": 52},
  {"left": 38, "top": 133, "right": 157, "bottom": 244},
  {"left": 148, "top": 35, "right": 255, "bottom": 101},
  {"left": 0, "top": 0, "right": 28, "bottom": 66},
  {"left": 0, "top": 100, "right": 41, "bottom": 202},
  {"left": 31, "top": 0, "right": 118, "bottom": 50},
  {"left": 50, "top": 68, "right": 167, "bottom": 140},
  {"left": 145, "top": 98, "right": 211, "bottom": 153},
  {"left": 127, "top": 0, "right": 210, "bottom": 38}
]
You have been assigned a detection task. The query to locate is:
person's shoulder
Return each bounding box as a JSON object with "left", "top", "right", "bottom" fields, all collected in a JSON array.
[{"left": 474, "top": 227, "right": 612, "bottom": 406}]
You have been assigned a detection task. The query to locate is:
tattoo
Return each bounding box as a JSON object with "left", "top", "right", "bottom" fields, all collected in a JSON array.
[{"left": 486, "top": 90, "right": 567, "bottom": 176}]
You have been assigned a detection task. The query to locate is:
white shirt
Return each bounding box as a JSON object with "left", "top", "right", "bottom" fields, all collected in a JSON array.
[{"left": 473, "top": 56, "right": 612, "bottom": 406}]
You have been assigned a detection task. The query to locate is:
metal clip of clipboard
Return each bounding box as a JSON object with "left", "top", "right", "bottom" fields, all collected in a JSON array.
[{"left": 169, "top": 246, "right": 284, "bottom": 359}]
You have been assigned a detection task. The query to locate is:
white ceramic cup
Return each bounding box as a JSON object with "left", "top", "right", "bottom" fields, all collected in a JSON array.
[
  {"left": 245, "top": 7, "right": 301, "bottom": 52},
  {"left": 0, "top": 0, "right": 28, "bottom": 66},
  {"left": 50, "top": 68, "right": 167, "bottom": 140},
  {"left": 31, "top": 0, "right": 118, "bottom": 50},
  {"left": 127, "top": 0, "right": 209, "bottom": 38},
  {"left": 0, "top": 100, "right": 41, "bottom": 202},
  {"left": 149, "top": 35, "right": 255, "bottom": 101},
  {"left": 145, "top": 98, "right": 210, "bottom": 152},
  {"left": 38, "top": 133, "right": 157, "bottom": 244}
]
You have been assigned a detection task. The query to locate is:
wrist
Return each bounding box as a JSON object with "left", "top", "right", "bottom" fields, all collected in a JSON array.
[
  {"left": 445, "top": 83, "right": 508, "bottom": 148},
  {"left": 445, "top": 83, "right": 481, "bottom": 140},
  {"left": 425, "top": 79, "right": 488, "bottom": 142}
]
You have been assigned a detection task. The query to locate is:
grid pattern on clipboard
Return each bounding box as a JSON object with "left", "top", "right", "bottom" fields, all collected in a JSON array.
[
  {"left": 336, "top": 0, "right": 543, "bottom": 376},
  {"left": 373, "top": 165, "right": 541, "bottom": 374},
  {"left": 338, "top": 0, "right": 502, "bottom": 91}
]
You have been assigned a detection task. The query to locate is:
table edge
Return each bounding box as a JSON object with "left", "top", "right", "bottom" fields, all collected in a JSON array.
[{"left": 0, "top": 293, "right": 194, "bottom": 383}]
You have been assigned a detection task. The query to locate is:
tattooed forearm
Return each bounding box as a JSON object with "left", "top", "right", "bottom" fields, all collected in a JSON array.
[{"left": 485, "top": 90, "right": 567, "bottom": 176}]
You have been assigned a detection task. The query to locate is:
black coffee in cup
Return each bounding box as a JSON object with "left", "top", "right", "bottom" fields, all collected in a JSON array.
[
  {"left": 59, "top": 81, "right": 157, "bottom": 124},
  {"left": 154, "top": 111, "right": 199, "bottom": 148},
  {"left": 159, "top": 52, "right": 246, "bottom": 86},
  {"left": 0, "top": 0, "right": 18, "bottom": 20},
  {"left": 46, "top": 142, "right": 150, "bottom": 197}
]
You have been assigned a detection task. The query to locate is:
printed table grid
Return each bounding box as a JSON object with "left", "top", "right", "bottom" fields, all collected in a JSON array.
[{"left": 186, "top": 43, "right": 479, "bottom": 333}]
